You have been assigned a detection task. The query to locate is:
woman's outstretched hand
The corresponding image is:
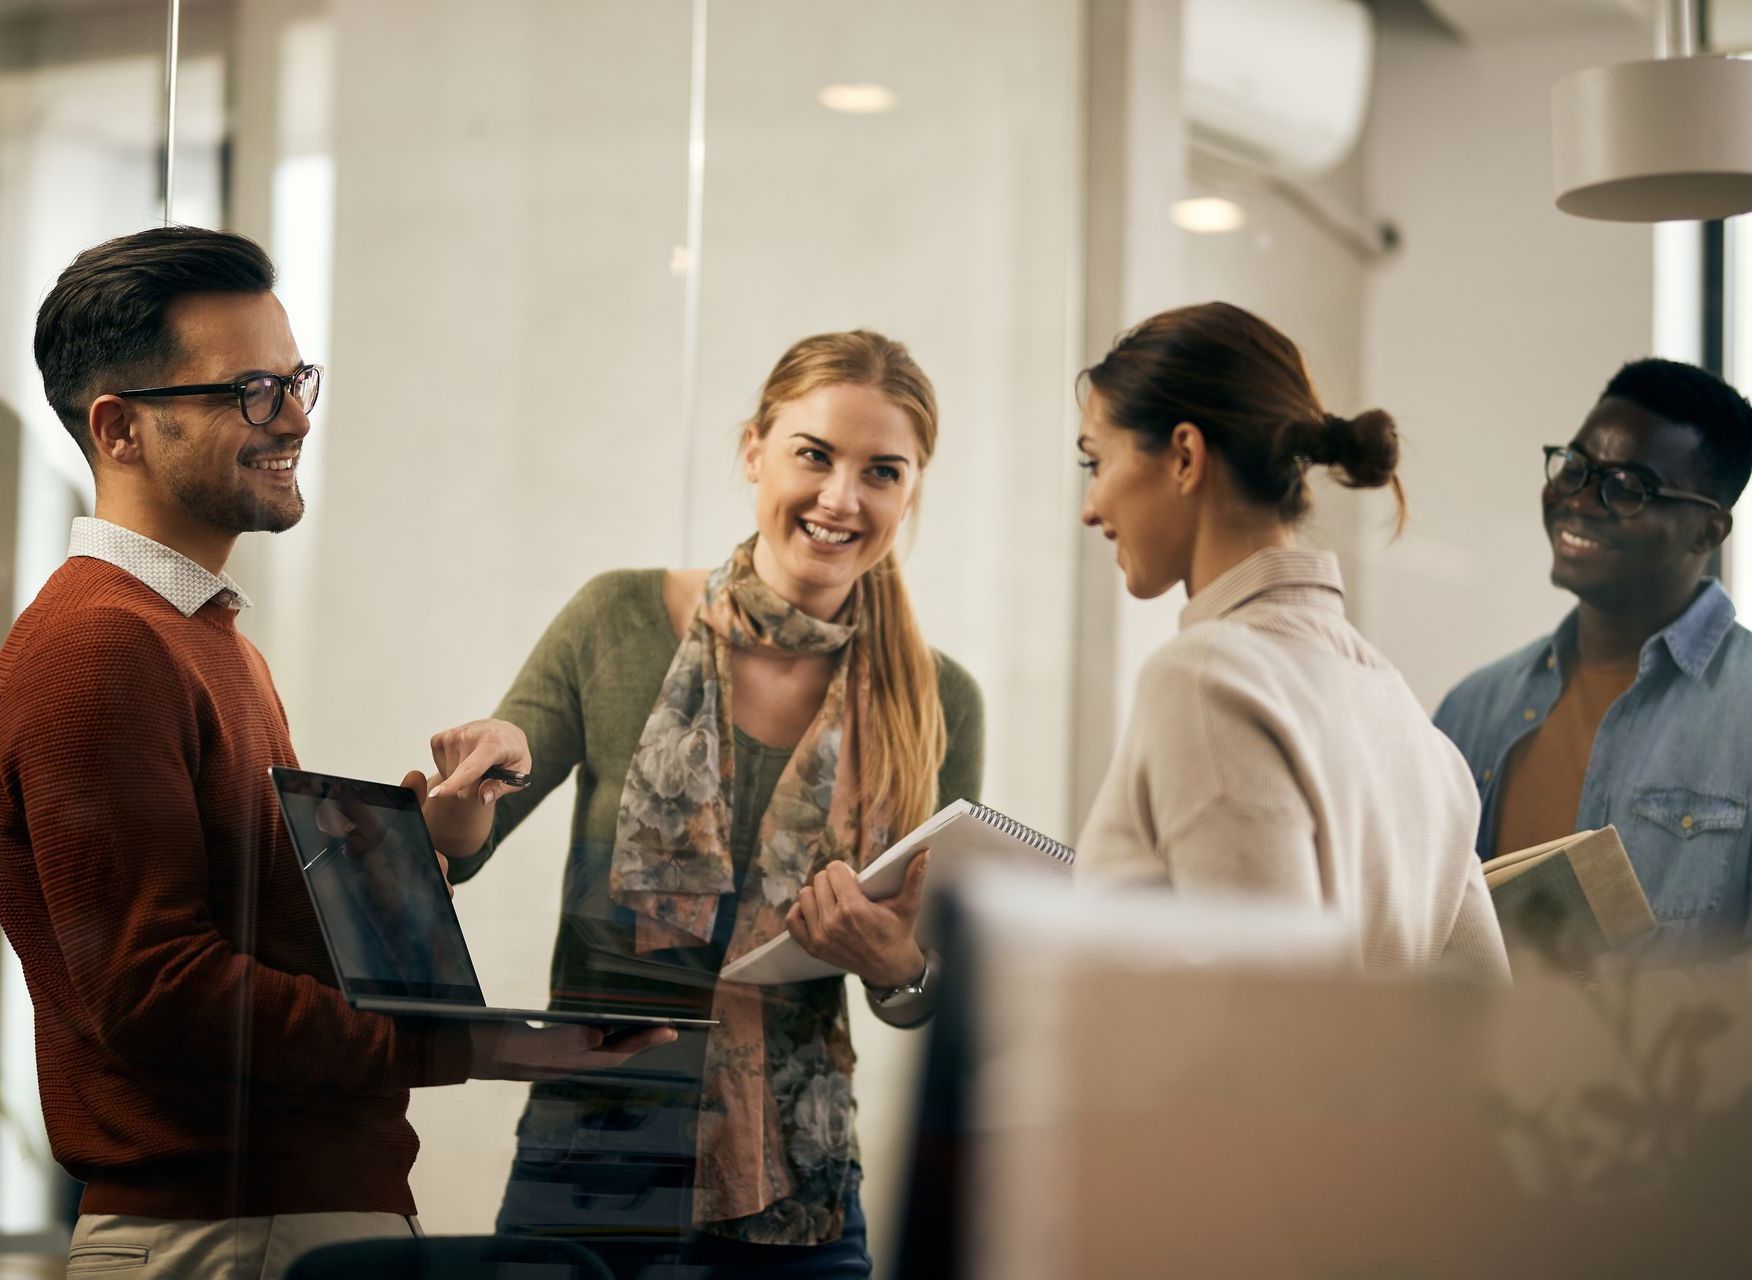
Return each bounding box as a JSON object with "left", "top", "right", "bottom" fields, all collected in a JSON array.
[
  {"left": 785, "top": 851, "right": 931, "bottom": 988},
  {"left": 427, "top": 718, "right": 532, "bottom": 804},
  {"left": 419, "top": 718, "right": 531, "bottom": 868}
]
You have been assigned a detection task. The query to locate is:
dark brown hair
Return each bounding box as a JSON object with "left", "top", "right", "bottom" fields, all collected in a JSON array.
[
  {"left": 34, "top": 226, "right": 276, "bottom": 458},
  {"left": 1081, "top": 301, "right": 1406, "bottom": 528}
]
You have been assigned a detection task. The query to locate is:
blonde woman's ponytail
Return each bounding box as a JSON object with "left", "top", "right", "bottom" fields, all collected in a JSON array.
[{"left": 863, "top": 550, "right": 947, "bottom": 835}]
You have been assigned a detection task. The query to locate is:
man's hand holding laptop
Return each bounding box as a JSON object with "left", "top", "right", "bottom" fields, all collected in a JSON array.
[{"left": 466, "top": 1021, "right": 677, "bottom": 1081}]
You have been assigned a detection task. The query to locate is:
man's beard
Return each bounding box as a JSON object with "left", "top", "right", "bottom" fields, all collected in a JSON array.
[{"left": 157, "top": 410, "right": 305, "bottom": 534}]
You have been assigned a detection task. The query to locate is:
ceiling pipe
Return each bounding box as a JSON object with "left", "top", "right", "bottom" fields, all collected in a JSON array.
[{"left": 1658, "top": 0, "right": 1698, "bottom": 57}]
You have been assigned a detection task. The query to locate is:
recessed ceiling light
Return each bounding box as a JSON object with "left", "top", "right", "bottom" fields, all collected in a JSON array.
[
  {"left": 819, "top": 83, "right": 896, "bottom": 114},
  {"left": 1172, "top": 196, "right": 1247, "bottom": 234}
]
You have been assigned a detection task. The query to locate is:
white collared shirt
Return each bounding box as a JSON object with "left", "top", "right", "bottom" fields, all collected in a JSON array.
[{"left": 67, "top": 517, "right": 252, "bottom": 617}]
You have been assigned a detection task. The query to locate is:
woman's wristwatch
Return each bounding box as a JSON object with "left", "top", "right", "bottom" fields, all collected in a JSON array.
[{"left": 863, "top": 952, "right": 932, "bottom": 1008}]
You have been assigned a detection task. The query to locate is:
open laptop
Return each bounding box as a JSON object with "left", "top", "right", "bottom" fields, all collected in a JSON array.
[{"left": 270, "top": 766, "right": 717, "bottom": 1030}]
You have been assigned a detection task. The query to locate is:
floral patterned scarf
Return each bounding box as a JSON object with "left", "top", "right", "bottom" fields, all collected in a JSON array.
[{"left": 610, "top": 538, "right": 887, "bottom": 1243}]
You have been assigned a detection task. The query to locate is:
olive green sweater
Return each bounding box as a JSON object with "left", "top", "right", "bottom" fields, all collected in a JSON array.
[{"left": 452, "top": 567, "right": 984, "bottom": 1002}]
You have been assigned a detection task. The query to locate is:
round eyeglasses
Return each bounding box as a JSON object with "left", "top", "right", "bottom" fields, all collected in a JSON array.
[
  {"left": 1542, "top": 445, "right": 1722, "bottom": 520},
  {"left": 118, "top": 363, "right": 323, "bottom": 427}
]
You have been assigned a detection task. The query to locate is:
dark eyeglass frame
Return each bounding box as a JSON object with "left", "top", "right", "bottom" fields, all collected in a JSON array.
[
  {"left": 1542, "top": 444, "right": 1723, "bottom": 519},
  {"left": 117, "top": 362, "right": 323, "bottom": 427}
]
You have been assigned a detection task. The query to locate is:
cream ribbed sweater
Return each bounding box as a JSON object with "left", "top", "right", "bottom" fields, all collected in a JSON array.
[{"left": 1077, "top": 548, "right": 1509, "bottom": 981}]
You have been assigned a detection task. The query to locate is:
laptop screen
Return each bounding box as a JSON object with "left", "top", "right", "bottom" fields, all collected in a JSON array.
[{"left": 272, "top": 767, "right": 485, "bottom": 1004}]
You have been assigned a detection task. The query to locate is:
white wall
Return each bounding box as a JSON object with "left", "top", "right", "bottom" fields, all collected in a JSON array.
[
  {"left": 300, "top": 0, "right": 696, "bottom": 1240},
  {"left": 1175, "top": 152, "right": 1373, "bottom": 604},
  {"left": 1356, "top": 15, "right": 1655, "bottom": 707}
]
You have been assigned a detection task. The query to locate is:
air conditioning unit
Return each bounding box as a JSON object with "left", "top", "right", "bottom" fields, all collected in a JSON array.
[
  {"left": 1184, "top": 0, "right": 1375, "bottom": 177},
  {"left": 1426, "top": 0, "right": 1652, "bottom": 38}
]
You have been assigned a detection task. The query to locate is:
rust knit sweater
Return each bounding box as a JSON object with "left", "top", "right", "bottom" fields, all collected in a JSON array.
[{"left": 0, "top": 558, "right": 468, "bottom": 1218}]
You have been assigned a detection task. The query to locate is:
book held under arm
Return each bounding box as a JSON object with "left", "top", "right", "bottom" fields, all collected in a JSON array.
[
  {"left": 1483, "top": 825, "right": 1656, "bottom": 964},
  {"left": 720, "top": 800, "right": 1075, "bottom": 986}
]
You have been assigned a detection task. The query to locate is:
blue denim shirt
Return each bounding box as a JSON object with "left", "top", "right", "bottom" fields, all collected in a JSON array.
[{"left": 1433, "top": 580, "right": 1752, "bottom": 954}]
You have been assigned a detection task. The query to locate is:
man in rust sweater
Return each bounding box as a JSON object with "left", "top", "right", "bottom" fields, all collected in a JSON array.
[{"left": 0, "top": 228, "right": 669, "bottom": 1278}]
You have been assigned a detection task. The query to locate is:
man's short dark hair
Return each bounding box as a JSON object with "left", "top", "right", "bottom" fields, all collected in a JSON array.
[
  {"left": 1602, "top": 358, "right": 1752, "bottom": 507},
  {"left": 34, "top": 226, "right": 276, "bottom": 458}
]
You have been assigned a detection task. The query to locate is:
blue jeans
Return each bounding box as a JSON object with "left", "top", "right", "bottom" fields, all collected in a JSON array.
[
  {"left": 500, "top": 1152, "right": 870, "bottom": 1280},
  {"left": 572, "top": 1184, "right": 871, "bottom": 1280}
]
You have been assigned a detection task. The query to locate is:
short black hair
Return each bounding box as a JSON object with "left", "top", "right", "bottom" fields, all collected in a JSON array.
[
  {"left": 1601, "top": 358, "right": 1752, "bottom": 506},
  {"left": 34, "top": 226, "right": 276, "bottom": 458}
]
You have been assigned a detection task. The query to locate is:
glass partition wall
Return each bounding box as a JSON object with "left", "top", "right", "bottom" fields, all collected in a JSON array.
[
  {"left": 307, "top": 1, "right": 1083, "bottom": 1262},
  {"left": 1, "top": 0, "right": 1085, "bottom": 1270},
  {"left": 0, "top": 0, "right": 223, "bottom": 1245}
]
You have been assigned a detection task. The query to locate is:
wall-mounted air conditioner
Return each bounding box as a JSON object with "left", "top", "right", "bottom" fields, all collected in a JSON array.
[
  {"left": 1425, "top": 0, "right": 1651, "bottom": 39},
  {"left": 1184, "top": 0, "right": 1375, "bottom": 178}
]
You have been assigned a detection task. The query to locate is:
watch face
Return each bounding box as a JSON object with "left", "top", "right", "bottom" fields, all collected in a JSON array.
[{"left": 872, "top": 959, "right": 930, "bottom": 1005}]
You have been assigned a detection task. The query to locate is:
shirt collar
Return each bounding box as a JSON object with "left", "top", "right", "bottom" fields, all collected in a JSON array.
[
  {"left": 1656, "top": 579, "right": 1736, "bottom": 680},
  {"left": 1542, "top": 579, "right": 1735, "bottom": 684},
  {"left": 67, "top": 517, "right": 252, "bottom": 617},
  {"left": 1181, "top": 547, "right": 1346, "bottom": 628}
]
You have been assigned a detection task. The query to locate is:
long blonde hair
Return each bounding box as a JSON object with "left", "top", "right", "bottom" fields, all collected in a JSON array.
[{"left": 748, "top": 330, "right": 947, "bottom": 835}]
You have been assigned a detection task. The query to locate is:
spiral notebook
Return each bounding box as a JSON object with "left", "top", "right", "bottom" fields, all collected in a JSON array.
[{"left": 719, "top": 799, "right": 1076, "bottom": 986}]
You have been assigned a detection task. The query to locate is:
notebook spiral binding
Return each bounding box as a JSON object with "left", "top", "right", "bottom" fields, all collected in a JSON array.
[{"left": 968, "top": 802, "right": 1076, "bottom": 865}]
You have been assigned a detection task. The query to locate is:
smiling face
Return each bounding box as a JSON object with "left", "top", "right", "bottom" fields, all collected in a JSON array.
[
  {"left": 1544, "top": 396, "right": 1724, "bottom": 614},
  {"left": 133, "top": 290, "right": 311, "bottom": 536},
  {"left": 1078, "top": 392, "right": 1197, "bottom": 599},
  {"left": 743, "top": 381, "right": 923, "bottom": 618}
]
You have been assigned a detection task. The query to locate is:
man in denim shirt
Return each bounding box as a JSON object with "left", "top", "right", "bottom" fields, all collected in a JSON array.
[{"left": 1436, "top": 359, "right": 1752, "bottom": 958}]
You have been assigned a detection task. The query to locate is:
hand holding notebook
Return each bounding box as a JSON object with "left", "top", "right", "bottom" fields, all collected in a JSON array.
[
  {"left": 783, "top": 854, "right": 935, "bottom": 988},
  {"left": 722, "top": 799, "right": 1076, "bottom": 986}
]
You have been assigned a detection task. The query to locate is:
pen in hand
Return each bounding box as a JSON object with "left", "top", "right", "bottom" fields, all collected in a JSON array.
[{"left": 427, "top": 764, "right": 531, "bottom": 803}]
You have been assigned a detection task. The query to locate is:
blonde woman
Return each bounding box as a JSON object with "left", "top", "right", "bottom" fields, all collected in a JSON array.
[
  {"left": 1075, "top": 302, "right": 1507, "bottom": 979},
  {"left": 424, "top": 331, "right": 982, "bottom": 1276}
]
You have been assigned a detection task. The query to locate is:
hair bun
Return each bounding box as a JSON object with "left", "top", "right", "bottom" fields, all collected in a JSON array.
[
  {"left": 1328, "top": 408, "right": 1399, "bottom": 489},
  {"left": 1275, "top": 414, "right": 1344, "bottom": 468},
  {"left": 1083, "top": 302, "right": 1407, "bottom": 528},
  {"left": 1282, "top": 409, "right": 1398, "bottom": 489}
]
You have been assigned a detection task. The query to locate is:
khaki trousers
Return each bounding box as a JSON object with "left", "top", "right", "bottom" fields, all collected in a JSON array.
[{"left": 68, "top": 1212, "right": 418, "bottom": 1279}]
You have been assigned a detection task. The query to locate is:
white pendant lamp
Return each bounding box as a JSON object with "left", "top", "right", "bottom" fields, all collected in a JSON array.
[{"left": 1552, "top": 0, "right": 1752, "bottom": 222}]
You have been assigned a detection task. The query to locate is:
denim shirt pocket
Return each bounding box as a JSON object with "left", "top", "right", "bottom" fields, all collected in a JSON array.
[{"left": 1629, "top": 786, "right": 1748, "bottom": 920}]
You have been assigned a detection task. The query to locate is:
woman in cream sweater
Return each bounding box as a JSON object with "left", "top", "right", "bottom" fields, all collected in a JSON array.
[{"left": 1074, "top": 302, "right": 1507, "bottom": 980}]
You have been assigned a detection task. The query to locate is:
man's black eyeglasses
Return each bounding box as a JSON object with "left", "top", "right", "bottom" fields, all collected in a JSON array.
[
  {"left": 118, "top": 363, "right": 323, "bottom": 427},
  {"left": 1543, "top": 445, "right": 1723, "bottom": 520}
]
